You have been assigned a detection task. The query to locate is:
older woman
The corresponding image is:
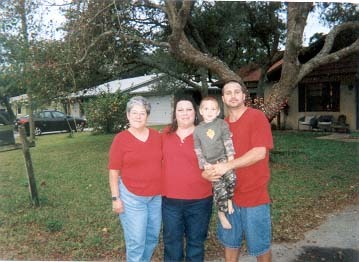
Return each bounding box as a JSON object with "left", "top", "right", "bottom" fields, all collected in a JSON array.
[
  {"left": 108, "top": 96, "right": 162, "bottom": 262},
  {"left": 162, "top": 95, "right": 213, "bottom": 261}
]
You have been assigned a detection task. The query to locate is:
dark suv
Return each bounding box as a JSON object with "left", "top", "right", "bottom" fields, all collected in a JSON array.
[{"left": 15, "top": 110, "right": 87, "bottom": 136}]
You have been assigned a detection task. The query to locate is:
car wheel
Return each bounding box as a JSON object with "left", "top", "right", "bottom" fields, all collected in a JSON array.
[
  {"left": 76, "top": 123, "right": 84, "bottom": 132},
  {"left": 34, "top": 127, "right": 42, "bottom": 136}
]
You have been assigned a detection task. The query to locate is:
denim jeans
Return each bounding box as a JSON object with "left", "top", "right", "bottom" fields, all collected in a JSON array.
[
  {"left": 162, "top": 196, "right": 213, "bottom": 262},
  {"left": 118, "top": 180, "right": 162, "bottom": 262}
]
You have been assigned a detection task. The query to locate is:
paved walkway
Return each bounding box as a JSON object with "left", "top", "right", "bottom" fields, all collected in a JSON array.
[
  {"left": 317, "top": 133, "right": 359, "bottom": 142},
  {"left": 210, "top": 202, "right": 359, "bottom": 261}
]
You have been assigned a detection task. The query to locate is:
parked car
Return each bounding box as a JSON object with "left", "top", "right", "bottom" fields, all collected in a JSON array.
[
  {"left": 0, "top": 111, "right": 11, "bottom": 125},
  {"left": 0, "top": 111, "right": 16, "bottom": 146},
  {"left": 14, "top": 110, "right": 87, "bottom": 136}
]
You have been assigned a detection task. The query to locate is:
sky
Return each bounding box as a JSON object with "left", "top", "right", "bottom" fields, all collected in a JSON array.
[
  {"left": 37, "top": 0, "right": 68, "bottom": 40},
  {"left": 303, "top": 10, "right": 330, "bottom": 45}
]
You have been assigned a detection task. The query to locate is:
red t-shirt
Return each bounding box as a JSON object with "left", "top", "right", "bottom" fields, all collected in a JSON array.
[
  {"left": 161, "top": 128, "right": 212, "bottom": 199},
  {"left": 226, "top": 107, "right": 273, "bottom": 207},
  {"left": 108, "top": 128, "right": 162, "bottom": 196}
]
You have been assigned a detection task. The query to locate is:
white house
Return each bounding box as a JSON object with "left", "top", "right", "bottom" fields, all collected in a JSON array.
[
  {"left": 66, "top": 74, "right": 173, "bottom": 125},
  {"left": 10, "top": 74, "right": 223, "bottom": 127}
]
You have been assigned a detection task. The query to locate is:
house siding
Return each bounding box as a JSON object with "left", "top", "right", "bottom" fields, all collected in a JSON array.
[
  {"left": 145, "top": 95, "right": 173, "bottom": 126},
  {"left": 274, "top": 82, "right": 358, "bottom": 131}
]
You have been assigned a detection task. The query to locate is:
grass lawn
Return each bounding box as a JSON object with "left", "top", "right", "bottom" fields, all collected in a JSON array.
[{"left": 0, "top": 131, "right": 358, "bottom": 260}]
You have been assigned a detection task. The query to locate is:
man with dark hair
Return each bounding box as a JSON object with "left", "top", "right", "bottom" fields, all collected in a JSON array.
[{"left": 203, "top": 80, "right": 273, "bottom": 262}]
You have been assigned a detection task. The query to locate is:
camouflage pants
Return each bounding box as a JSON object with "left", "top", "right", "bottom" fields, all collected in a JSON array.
[{"left": 212, "top": 167, "right": 236, "bottom": 213}]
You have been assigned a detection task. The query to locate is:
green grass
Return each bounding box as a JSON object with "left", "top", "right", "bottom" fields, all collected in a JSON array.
[
  {"left": 269, "top": 131, "right": 358, "bottom": 241},
  {"left": 0, "top": 131, "right": 358, "bottom": 260},
  {"left": 0, "top": 133, "right": 124, "bottom": 260}
]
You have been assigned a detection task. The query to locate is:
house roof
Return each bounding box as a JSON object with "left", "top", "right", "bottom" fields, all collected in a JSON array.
[
  {"left": 267, "top": 59, "right": 283, "bottom": 73},
  {"left": 267, "top": 31, "right": 359, "bottom": 81},
  {"left": 237, "top": 65, "right": 262, "bottom": 82},
  {"left": 69, "top": 74, "right": 164, "bottom": 98},
  {"left": 9, "top": 74, "right": 164, "bottom": 102}
]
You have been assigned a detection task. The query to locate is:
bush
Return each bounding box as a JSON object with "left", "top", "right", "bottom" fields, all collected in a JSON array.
[{"left": 84, "top": 92, "right": 129, "bottom": 134}]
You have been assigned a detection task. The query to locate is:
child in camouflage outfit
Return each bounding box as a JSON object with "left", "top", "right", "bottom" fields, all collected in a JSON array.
[{"left": 193, "top": 96, "right": 236, "bottom": 229}]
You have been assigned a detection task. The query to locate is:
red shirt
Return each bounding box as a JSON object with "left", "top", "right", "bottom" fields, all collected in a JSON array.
[
  {"left": 162, "top": 128, "right": 212, "bottom": 199},
  {"left": 108, "top": 128, "right": 162, "bottom": 196},
  {"left": 226, "top": 108, "right": 273, "bottom": 207}
]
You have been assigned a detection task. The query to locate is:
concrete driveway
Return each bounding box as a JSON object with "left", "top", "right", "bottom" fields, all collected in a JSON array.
[{"left": 211, "top": 201, "right": 359, "bottom": 261}]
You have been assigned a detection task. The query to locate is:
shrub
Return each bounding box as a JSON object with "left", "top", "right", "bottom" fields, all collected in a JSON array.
[{"left": 84, "top": 91, "right": 129, "bottom": 134}]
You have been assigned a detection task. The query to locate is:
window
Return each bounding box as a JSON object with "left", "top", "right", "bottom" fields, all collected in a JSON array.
[
  {"left": 39, "top": 112, "right": 52, "bottom": 118},
  {"left": 298, "top": 82, "right": 340, "bottom": 112},
  {"left": 17, "top": 105, "right": 22, "bottom": 114},
  {"left": 52, "top": 111, "right": 65, "bottom": 118}
]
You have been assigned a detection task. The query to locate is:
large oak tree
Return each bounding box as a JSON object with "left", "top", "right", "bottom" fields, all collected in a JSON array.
[{"left": 63, "top": 1, "right": 358, "bottom": 120}]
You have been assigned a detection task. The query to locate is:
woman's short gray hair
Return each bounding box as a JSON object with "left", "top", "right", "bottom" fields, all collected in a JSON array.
[{"left": 126, "top": 96, "right": 151, "bottom": 115}]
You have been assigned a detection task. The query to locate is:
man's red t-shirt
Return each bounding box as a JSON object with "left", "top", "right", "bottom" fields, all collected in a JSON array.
[
  {"left": 226, "top": 107, "right": 273, "bottom": 207},
  {"left": 108, "top": 128, "right": 162, "bottom": 196}
]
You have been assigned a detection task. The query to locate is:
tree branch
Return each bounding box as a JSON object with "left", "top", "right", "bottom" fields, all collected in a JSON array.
[
  {"left": 137, "top": 57, "right": 202, "bottom": 89},
  {"left": 163, "top": 1, "right": 243, "bottom": 84},
  {"left": 186, "top": 18, "right": 210, "bottom": 54},
  {"left": 298, "top": 37, "right": 359, "bottom": 82},
  {"left": 74, "top": 29, "right": 170, "bottom": 66},
  {"left": 166, "top": 1, "right": 192, "bottom": 43},
  {"left": 88, "top": 2, "right": 115, "bottom": 25},
  {"left": 75, "top": 31, "right": 114, "bottom": 64},
  {"left": 317, "top": 21, "right": 359, "bottom": 57},
  {"left": 121, "top": 33, "right": 170, "bottom": 48}
]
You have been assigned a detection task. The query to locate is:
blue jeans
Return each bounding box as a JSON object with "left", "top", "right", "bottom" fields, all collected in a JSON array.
[
  {"left": 162, "top": 196, "right": 213, "bottom": 262},
  {"left": 118, "top": 180, "right": 162, "bottom": 262}
]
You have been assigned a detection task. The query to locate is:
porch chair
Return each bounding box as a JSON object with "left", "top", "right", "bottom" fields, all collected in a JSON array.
[
  {"left": 331, "top": 115, "right": 350, "bottom": 133},
  {"left": 317, "top": 115, "right": 334, "bottom": 132},
  {"left": 298, "top": 115, "right": 317, "bottom": 130}
]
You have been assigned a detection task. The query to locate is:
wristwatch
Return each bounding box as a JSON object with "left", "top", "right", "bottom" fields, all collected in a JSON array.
[{"left": 112, "top": 196, "right": 120, "bottom": 201}]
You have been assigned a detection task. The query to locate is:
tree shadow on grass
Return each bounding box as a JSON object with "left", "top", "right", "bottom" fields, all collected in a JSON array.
[{"left": 295, "top": 246, "right": 359, "bottom": 262}]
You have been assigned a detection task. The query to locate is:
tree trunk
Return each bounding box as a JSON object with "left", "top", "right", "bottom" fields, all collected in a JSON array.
[
  {"left": 19, "top": 0, "right": 36, "bottom": 142},
  {"left": 263, "top": 3, "right": 359, "bottom": 121},
  {"left": 263, "top": 2, "right": 313, "bottom": 120},
  {"left": 28, "top": 94, "right": 35, "bottom": 142},
  {"left": 19, "top": 125, "right": 39, "bottom": 207}
]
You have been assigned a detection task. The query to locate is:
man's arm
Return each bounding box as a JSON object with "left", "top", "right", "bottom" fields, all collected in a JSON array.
[{"left": 206, "top": 147, "right": 267, "bottom": 177}]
